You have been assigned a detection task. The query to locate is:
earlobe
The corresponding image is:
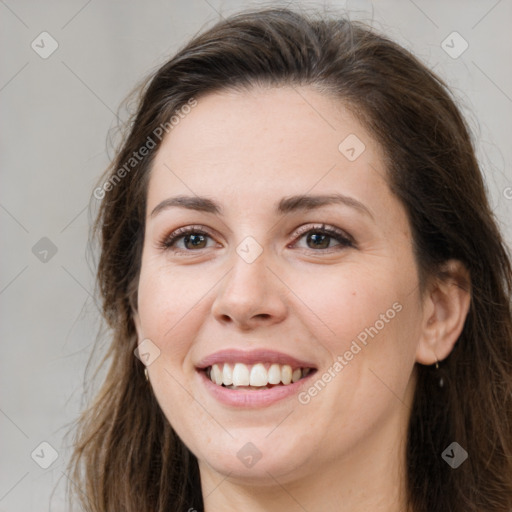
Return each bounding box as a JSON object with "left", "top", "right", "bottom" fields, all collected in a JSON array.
[{"left": 415, "top": 260, "right": 471, "bottom": 365}]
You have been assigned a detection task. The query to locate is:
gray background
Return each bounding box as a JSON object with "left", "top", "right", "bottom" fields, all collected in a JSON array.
[{"left": 1, "top": 0, "right": 511, "bottom": 510}]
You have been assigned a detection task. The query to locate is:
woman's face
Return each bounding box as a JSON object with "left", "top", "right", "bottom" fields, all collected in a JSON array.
[{"left": 135, "top": 86, "right": 427, "bottom": 485}]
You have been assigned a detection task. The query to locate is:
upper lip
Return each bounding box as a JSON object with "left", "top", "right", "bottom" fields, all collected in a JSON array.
[{"left": 196, "top": 349, "right": 317, "bottom": 370}]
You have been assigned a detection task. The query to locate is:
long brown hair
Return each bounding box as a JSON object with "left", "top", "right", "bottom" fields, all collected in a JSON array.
[{"left": 67, "top": 7, "right": 512, "bottom": 511}]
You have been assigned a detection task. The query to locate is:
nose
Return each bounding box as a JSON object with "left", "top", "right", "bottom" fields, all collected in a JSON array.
[{"left": 211, "top": 247, "right": 288, "bottom": 331}]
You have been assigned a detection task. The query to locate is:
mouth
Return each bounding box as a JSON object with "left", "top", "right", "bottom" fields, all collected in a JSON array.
[
  {"left": 202, "top": 362, "right": 316, "bottom": 390},
  {"left": 196, "top": 349, "right": 318, "bottom": 406}
]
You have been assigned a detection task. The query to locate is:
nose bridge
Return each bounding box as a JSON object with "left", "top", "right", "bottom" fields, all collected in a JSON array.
[
  {"left": 223, "top": 237, "right": 271, "bottom": 302},
  {"left": 211, "top": 235, "right": 287, "bottom": 326}
]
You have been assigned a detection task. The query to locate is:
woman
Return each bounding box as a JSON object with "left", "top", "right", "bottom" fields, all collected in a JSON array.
[{"left": 67, "top": 7, "right": 512, "bottom": 512}]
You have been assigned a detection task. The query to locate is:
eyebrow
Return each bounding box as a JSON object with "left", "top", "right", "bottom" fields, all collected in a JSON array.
[{"left": 150, "top": 193, "right": 374, "bottom": 220}]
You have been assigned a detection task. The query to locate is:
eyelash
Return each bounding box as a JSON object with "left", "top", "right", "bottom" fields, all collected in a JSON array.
[{"left": 158, "top": 223, "right": 355, "bottom": 254}]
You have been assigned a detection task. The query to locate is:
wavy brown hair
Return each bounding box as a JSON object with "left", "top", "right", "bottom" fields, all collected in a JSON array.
[{"left": 66, "top": 7, "right": 512, "bottom": 512}]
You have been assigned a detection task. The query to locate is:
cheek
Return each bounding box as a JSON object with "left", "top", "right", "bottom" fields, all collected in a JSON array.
[
  {"left": 136, "top": 266, "right": 207, "bottom": 437},
  {"left": 290, "top": 260, "right": 422, "bottom": 407},
  {"left": 136, "top": 261, "right": 200, "bottom": 362},
  {"left": 285, "top": 264, "right": 402, "bottom": 351}
]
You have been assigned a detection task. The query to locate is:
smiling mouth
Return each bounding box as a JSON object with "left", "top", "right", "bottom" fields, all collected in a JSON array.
[{"left": 203, "top": 362, "right": 316, "bottom": 390}]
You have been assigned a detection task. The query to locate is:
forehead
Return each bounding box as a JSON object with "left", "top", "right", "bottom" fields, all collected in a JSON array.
[{"left": 148, "top": 86, "right": 391, "bottom": 215}]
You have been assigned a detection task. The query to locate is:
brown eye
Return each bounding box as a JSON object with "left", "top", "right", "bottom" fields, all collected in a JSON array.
[
  {"left": 293, "top": 225, "right": 354, "bottom": 251},
  {"left": 305, "top": 232, "right": 332, "bottom": 249},
  {"left": 182, "top": 233, "right": 208, "bottom": 250},
  {"left": 161, "top": 227, "right": 216, "bottom": 252}
]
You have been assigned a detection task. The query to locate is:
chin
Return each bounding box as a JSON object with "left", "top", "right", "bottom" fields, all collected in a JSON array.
[{"left": 191, "top": 431, "right": 317, "bottom": 484}]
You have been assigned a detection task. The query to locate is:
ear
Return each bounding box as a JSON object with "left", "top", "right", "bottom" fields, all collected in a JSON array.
[{"left": 415, "top": 260, "right": 471, "bottom": 364}]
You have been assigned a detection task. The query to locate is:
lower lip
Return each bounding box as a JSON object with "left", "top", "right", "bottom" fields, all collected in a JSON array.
[{"left": 198, "top": 370, "right": 316, "bottom": 408}]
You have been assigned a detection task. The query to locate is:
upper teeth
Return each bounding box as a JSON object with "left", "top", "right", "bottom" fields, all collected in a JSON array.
[{"left": 208, "top": 363, "right": 310, "bottom": 387}]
